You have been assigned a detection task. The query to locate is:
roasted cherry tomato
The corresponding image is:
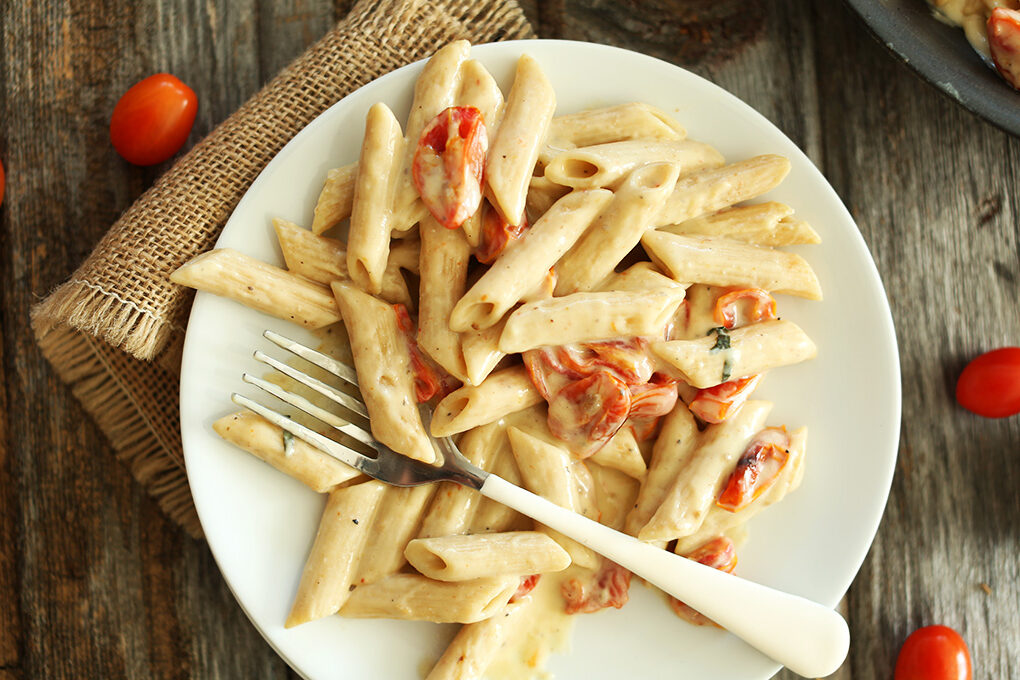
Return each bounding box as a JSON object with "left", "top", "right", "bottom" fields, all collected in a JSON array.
[
  {"left": 110, "top": 73, "right": 198, "bottom": 166},
  {"left": 562, "top": 560, "right": 631, "bottom": 614},
  {"left": 988, "top": 8, "right": 1020, "bottom": 90},
  {"left": 894, "top": 625, "right": 972, "bottom": 680},
  {"left": 713, "top": 287, "right": 777, "bottom": 329},
  {"left": 392, "top": 304, "right": 445, "bottom": 402},
  {"left": 716, "top": 426, "right": 791, "bottom": 512},
  {"left": 0, "top": 158, "right": 5, "bottom": 207},
  {"left": 412, "top": 106, "right": 487, "bottom": 230},
  {"left": 689, "top": 374, "right": 762, "bottom": 424},
  {"left": 547, "top": 371, "right": 631, "bottom": 458},
  {"left": 671, "top": 536, "right": 738, "bottom": 626},
  {"left": 476, "top": 199, "right": 526, "bottom": 264},
  {"left": 509, "top": 574, "right": 541, "bottom": 603},
  {"left": 955, "top": 347, "right": 1020, "bottom": 418}
]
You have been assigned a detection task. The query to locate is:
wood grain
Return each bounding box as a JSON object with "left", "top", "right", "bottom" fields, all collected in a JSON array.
[{"left": 1, "top": 0, "right": 1017, "bottom": 678}]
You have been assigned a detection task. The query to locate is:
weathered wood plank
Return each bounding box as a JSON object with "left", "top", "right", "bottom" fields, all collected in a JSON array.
[
  {"left": 814, "top": 3, "right": 1020, "bottom": 679},
  {"left": 0, "top": 0, "right": 331, "bottom": 678},
  {"left": 0, "top": 315, "right": 23, "bottom": 680}
]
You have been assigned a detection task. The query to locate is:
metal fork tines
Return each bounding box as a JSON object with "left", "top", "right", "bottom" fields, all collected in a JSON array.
[{"left": 232, "top": 331, "right": 487, "bottom": 489}]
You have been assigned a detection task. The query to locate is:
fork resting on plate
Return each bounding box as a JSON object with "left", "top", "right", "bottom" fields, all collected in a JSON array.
[{"left": 233, "top": 330, "right": 849, "bottom": 678}]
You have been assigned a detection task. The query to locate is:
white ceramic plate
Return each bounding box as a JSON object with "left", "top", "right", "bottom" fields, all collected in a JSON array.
[{"left": 179, "top": 40, "right": 901, "bottom": 680}]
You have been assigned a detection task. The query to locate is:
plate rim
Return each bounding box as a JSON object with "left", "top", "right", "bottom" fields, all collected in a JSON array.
[{"left": 844, "top": 0, "right": 1020, "bottom": 137}]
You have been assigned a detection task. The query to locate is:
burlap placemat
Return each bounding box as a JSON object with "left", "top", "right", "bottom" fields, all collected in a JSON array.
[{"left": 30, "top": 0, "right": 534, "bottom": 538}]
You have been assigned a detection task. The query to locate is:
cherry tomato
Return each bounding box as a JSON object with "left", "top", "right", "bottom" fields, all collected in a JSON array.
[
  {"left": 475, "top": 199, "right": 526, "bottom": 264},
  {"left": 717, "top": 426, "right": 791, "bottom": 512},
  {"left": 713, "top": 287, "right": 777, "bottom": 329},
  {"left": 689, "top": 374, "right": 762, "bottom": 424},
  {"left": 110, "top": 73, "right": 197, "bottom": 166},
  {"left": 988, "top": 8, "right": 1020, "bottom": 90},
  {"left": 412, "top": 106, "right": 487, "bottom": 230},
  {"left": 562, "top": 561, "right": 630, "bottom": 614},
  {"left": 508, "top": 574, "right": 540, "bottom": 603},
  {"left": 894, "top": 625, "right": 972, "bottom": 680},
  {"left": 955, "top": 347, "right": 1020, "bottom": 418},
  {"left": 392, "top": 304, "right": 445, "bottom": 402},
  {"left": 671, "top": 536, "right": 738, "bottom": 626},
  {"left": 547, "top": 371, "right": 631, "bottom": 458},
  {"left": 0, "top": 158, "right": 5, "bottom": 207}
]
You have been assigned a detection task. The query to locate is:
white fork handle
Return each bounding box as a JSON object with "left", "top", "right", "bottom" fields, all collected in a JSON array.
[{"left": 480, "top": 474, "right": 849, "bottom": 678}]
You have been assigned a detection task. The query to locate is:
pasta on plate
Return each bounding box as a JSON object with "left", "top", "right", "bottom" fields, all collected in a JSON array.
[{"left": 172, "top": 41, "right": 824, "bottom": 679}]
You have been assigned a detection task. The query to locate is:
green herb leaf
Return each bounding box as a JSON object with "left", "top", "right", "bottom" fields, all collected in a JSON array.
[
  {"left": 709, "top": 326, "right": 731, "bottom": 352},
  {"left": 722, "top": 358, "right": 733, "bottom": 383}
]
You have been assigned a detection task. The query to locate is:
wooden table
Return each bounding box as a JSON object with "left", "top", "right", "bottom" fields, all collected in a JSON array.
[{"left": 1, "top": 1, "right": 1017, "bottom": 678}]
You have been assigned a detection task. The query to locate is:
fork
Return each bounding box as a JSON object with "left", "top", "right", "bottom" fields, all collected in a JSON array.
[{"left": 232, "top": 330, "right": 849, "bottom": 678}]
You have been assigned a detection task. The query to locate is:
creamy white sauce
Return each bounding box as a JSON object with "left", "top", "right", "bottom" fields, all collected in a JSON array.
[{"left": 484, "top": 573, "right": 576, "bottom": 680}]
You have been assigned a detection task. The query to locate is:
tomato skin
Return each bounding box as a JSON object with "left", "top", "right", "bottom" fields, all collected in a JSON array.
[
  {"left": 955, "top": 347, "right": 1020, "bottom": 418},
  {"left": 894, "top": 625, "right": 972, "bottom": 680},
  {"left": 110, "top": 73, "right": 198, "bottom": 166}
]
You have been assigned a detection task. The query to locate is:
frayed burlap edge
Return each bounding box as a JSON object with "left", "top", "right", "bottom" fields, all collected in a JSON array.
[{"left": 29, "top": 0, "right": 535, "bottom": 535}]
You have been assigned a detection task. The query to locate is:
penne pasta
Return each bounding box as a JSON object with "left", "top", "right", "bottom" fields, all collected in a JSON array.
[
  {"left": 467, "top": 456, "right": 529, "bottom": 534},
  {"left": 658, "top": 201, "right": 821, "bottom": 246},
  {"left": 526, "top": 174, "right": 571, "bottom": 220},
  {"left": 391, "top": 40, "right": 471, "bottom": 231},
  {"left": 638, "top": 401, "right": 773, "bottom": 541},
  {"left": 417, "top": 215, "right": 471, "bottom": 381},
  {"left": 589, "top": 426, "right": 647, "bottom": 481},
  {"left": 498, "top": 287, "right": 686, "bottom": 354},
  {"left": 430, "top": 366, "right": 544, "bottom": 437},
  {"left": 653, "top": 319, "right": 817, "bottom": 389},
  {"left": 673, "top": 427, "right": 807, "bottom": 555},
  {"left": 340, "top": 573, "right": 519, "bottom": 624},
  {"left": 286, "top": 481, "right": 386, "bottom": 627},
  {"left": 597, "top": 261, "right": 683, "bottom": 293},
  {"left": 456, "top": 58, "right": 504, "bottom": 132},
  {"left": 273, "top": 217, "right": 412, "bottom": 308},
  {"left": 405, "top": 531, "right": 571, "bottom": 581},
  {"left": 653, "top": 154, "right": 791, "bottom": 227},
  {"left": 418, "top": 422, "right": 508, "bottom": 539},
  {"left": 332, "top": 282, "right": 436, "bottom": 463},
  {"left": 425, "top": 596, "right": 539, "bottom": 680},
  {"left": 543, "top": 140, "right": 722, "bottom": 190},
  {"left": 170, "top": 248, "right": 339, "bottom": 329},
  {"left": 625, "top": 401, "right": 700, "bottom": 540},
  {"left": 588, "top": 462, "right": 642, "bottom": 531},
  {"left": 311, "top": 162, "right": 358, "bottom": 235},
  {"left": 212, "top": 411, "right": 361, "bottom": 493},
  {"left": 554, "top": 162, "right": 682, "bottom": 294},
  {"left": 449, "top": 189, "right": 613, "bottom": 331},
  {"left": 388, "top": 233, "right": 421, "bottom": 274},
  {"left": 461, "top": 319, "right": 506, "bottom": 386},
  {"left": 642, "top": 230, "right": 823, "bottom": 300},
  {"left": 355, "top": 485, "right": 436, "bottom": 586},
  {"left": 507, "top": 426, "right": 600, "bottom": 569},
  {"left": 543, "top": 102, "right": 686, "bottom": 164},
  {"left": 348, "top": 103, "right": 405, "bottom": 294},
  {"left": 485, "top": 54, "right": 556, "bottom": 226}
]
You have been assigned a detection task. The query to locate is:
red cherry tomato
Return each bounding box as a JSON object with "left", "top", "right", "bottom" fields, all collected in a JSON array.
[
  {"left": 894, "top": 625, "right": 972, "bottom": 680},
  {"left": 988, "top": 8, "right": 1020, "bottom": 90},
  {"left": 110, "top": 73, "right": 197, "bottom": 166},
  {"left": 955, "top": 347, "right": 1020, "bottom": 418},
  {"left": 0, "top": 158, "right": 5, "bottom": 207}
]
